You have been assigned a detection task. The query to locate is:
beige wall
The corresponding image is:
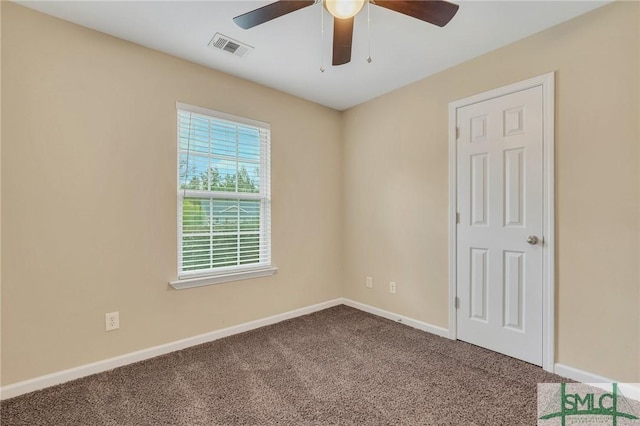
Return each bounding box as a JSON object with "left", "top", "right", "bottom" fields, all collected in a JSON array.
[
  {"left": 1, "top": 2, "right": 343, "bottom": 385},
  {"left": 343, "top": 2, "right": 640, "bottom": 382}
]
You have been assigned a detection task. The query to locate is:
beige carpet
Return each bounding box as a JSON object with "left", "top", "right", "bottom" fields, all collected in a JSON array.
[{"left": 2, "top": 305, "right": 567, "bottom": 425}]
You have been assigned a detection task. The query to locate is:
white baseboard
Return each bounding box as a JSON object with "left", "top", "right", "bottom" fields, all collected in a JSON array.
[
  {"left": 554, "top": 363, "right": 640, "bottom": 402},
  {"left": 0, "top": 298, "right": 344, "bottom": 400},
  {"left": 554, "top": 363, "right": 614, "bottom": 383},
  {"left": 341, "top": 298, "right": 450, "bottom": 338},
  {"left": 0, "top": 298, "right": 448, "bottom": 400},
  {"left": 3, "top": 297, "right": 637, "bottom": 404}
]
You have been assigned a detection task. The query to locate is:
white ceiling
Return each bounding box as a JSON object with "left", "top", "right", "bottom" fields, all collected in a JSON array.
[{"left": 17, "top": 0, "right": 609, "bottom": 110}]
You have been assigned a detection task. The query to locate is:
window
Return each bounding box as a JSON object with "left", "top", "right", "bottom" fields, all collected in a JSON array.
[{"left": 171, "top": 103, "right": 276, "bottom": 290}]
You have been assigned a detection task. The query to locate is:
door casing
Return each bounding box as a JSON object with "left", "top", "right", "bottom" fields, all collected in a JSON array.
[{"left": 447, "top": 72, "right": 555, "bottom": 372}]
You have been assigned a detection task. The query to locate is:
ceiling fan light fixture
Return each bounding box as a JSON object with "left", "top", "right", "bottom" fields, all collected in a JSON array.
[{"left": 324, "top": 0, "right": 366, "bottom": 19}]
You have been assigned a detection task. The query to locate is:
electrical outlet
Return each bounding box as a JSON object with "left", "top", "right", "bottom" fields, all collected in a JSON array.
[
  {"left": 389, "top": 281, "right": 397, "bottom": 294},
  {"left": 105, "top": 312, "right": 119, "bottom": 331},
  {"left": 366, "top": 276, "right": 373, "bottom": 288}
]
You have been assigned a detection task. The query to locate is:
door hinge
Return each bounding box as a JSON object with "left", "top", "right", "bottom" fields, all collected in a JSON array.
[
  {"left": 455, "top": 297, "right": 460, "bottom": 309},
  {"left": 456, "top": 212, "right": 460, "bottom": 224},
  {"left": 455, "top": 126, "right": 460, "bottom": 139}
]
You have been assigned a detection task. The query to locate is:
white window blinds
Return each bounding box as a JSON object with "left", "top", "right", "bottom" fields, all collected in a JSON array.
[{"left": 177, "top": 103, "right": 271, "bottom": 280}]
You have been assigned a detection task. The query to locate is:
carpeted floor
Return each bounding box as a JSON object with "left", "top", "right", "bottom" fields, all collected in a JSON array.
[{"left": 2, "top": 305, "right": 568, "bottom": 425}]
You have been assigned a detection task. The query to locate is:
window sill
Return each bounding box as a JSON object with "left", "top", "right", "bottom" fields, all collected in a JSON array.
[{"left": 169, "top": 266, "right": 279, "bottom": 290}]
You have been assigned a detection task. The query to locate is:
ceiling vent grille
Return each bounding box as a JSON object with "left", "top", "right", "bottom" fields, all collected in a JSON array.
[{"left": 208, "top": 33, "right": 253, "bottom": 58}]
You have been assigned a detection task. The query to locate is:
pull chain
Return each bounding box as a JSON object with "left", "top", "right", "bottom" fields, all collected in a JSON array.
[
  {"left": 367, "top": 0, "right": 372, "bottom": 63},
  {"left": 320, "top": 0, "right": 326, "bottom": 72}
]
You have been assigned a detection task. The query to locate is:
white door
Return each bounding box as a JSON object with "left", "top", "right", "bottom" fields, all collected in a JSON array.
[{"left": 456, "top": 86, "right": 544, "bottom": 366}]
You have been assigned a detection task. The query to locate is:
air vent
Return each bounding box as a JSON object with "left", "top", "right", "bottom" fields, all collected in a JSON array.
[{"left": 208, "top": 33, "right": 253, "bottom": 58}]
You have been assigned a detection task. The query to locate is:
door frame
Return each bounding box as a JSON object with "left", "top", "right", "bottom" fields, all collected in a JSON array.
[{"left": 447, "top": 72, "right": 555, "bottom": 372}]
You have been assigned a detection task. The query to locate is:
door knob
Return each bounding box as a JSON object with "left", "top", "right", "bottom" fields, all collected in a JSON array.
[{"left": 527, "top": 235, "right": 539, "bottom": 245}]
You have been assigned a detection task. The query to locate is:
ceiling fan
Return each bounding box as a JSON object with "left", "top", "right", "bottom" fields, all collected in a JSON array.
[{"left": 233, "top": 0, "right": 459, "bottom": 66}]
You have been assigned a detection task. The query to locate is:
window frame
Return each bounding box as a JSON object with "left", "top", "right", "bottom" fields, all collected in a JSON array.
[{"left": 170, "top": 102, "right": 277, "bottom": 290}]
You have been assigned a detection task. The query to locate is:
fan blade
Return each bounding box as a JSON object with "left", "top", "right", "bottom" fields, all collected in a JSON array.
[
  {"left": 332, "top": 17, "right": 354, "bottom": 66},
  {"left": 234, "top": 1, "right": 315, "bottom": 29},
  {"left": 373, "top": 0, "right": 459, "bottom": 27}
]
